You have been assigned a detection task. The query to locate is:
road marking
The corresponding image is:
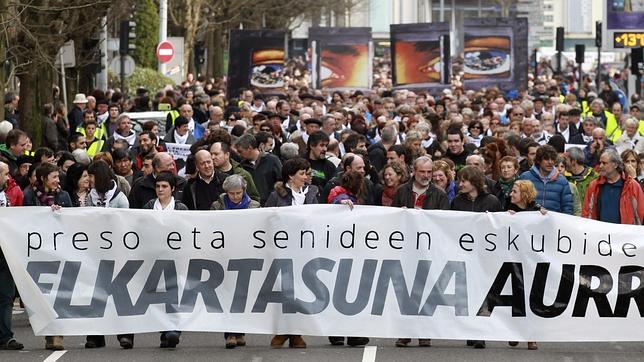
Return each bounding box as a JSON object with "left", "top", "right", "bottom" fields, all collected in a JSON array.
[
  {"left": 362, "top": 346, "right": 377, "bottom": 362},
  {"left": 563, "top": 357, "right": 573, "bottom": 362},
  {"left": 251, "top": 357, "right": 263, "bottom": 362},
  {"left": 43, "top": 350, "right": 67, "bottom": 362}
]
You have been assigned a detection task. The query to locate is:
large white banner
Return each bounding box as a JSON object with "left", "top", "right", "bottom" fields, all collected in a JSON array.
[{"left": 0, "top": 206, "right": 642, "bottom": 341}]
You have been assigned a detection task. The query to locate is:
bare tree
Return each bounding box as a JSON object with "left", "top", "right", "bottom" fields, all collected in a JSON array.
[{"left": 1, "top": 0, "right": 124, "bottom": 138}]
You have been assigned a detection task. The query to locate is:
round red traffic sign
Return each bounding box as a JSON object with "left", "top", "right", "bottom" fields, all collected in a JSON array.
[{"left": 156, "top": 41, "right": 175, "bottom": 63}]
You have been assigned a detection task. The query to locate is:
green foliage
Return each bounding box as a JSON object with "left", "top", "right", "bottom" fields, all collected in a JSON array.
[
  {"left": 132, "top": 0, "right": 159, "bottom": 69},
  {"left": 109, "top": 67, "right": 174, "bottom": 95}
]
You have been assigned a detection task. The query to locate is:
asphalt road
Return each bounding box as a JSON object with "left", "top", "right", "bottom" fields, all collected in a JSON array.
[{"left": 4, "top": 311, "right": 644, "bottom": 362}]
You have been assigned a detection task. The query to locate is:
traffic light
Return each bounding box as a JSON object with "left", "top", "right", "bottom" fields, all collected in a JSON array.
[
  {"left": 595, "top": 21, "right": 602, "bottom": 48},
  {"left": 194, "top": 41, "right": 205, "bottom": 65},
  {"left": 119, "top": 20, "right": 136, "bottom": 55}
]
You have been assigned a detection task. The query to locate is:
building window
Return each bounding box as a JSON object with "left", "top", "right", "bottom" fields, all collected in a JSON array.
[{"left": 544, "top": 15, "right": 553, "bottom": 22}]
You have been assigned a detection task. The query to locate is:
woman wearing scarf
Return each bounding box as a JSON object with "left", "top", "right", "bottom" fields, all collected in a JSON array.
[
  {"left": 265, "top": 157, "right": 318, "bottom": 348},
  {"left": 84, "top": 160, "right": 131, "bottom": 349},
  {"left": 381, "top": 161, "right": 408, "bottom": 206},
  {"left": 507, "top": 180, "right": 546, "bottom": 350},
  {"left": 22, "top": 163, "right": 71, "bottom": 351},
  {"left": 23, "top": 163, "right": 72, "bottom": 208},
  {"left": 210, "top": 174, "right": 258, "bottom": 348},
  {"left": 492, "top": 156, "right": 520, "bottom": 210},
  {"left": 142, "top": 172, "right": 186, "bottom": 348},
  {"left": 86, "top": 160, "right": 129, "bottom": 208},
  {"left": 211, "top": 174, "right": 260, "bottom": 211}
]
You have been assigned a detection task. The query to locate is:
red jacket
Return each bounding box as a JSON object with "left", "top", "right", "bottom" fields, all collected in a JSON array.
[
  {"left": 582, "top": 172, "right": 644, "bottom": 225},
  {"left": 4, "top": 175, "right": 23, "bottom": 206}
]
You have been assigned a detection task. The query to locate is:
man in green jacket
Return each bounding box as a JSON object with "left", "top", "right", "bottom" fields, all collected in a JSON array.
[{"left": 564, "top": 146, "right": 598, "bottom": 204}]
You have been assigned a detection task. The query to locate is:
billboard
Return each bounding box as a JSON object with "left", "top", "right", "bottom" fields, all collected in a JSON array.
[
  {"left": 227, "top": 30, "right": 286, "bottom": 97},
  {"left": 309, "top": 27, "right": 372, "bottom": 90},
  {"left": 462, "top": 18, "right": 529, "bottom": 92},
  {"left": 390, "top": 23, "right": 451, "bottom": 90},
  {"left": 603, "top": 0, "right": 644, "bottom": 50}
]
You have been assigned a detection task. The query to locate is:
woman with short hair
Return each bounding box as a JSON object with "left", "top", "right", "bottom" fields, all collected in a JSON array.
[
  {"left": 264, "top": 157, "right": 318, "bottom": 348},
  {"left": 211, "top": 174, "right": 260, "bottom": 210},
  {"left": 210, "top": 174, "right": 259, "bottom": 348}
]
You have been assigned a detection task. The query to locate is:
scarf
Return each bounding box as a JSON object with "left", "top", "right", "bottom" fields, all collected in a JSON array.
[
  {"left": 97, "top": 112, "right": 108, "bottom": 125},
  {"left": 35, "top": 186, "right": 56, "bottom": 206},
  {"left": 569, "top": 167, "right": 591, "bottom": 183},
  {"left": 286, "top": 183, "right": 308, "bottom": 206},
  {"left": 89, "top": 181, "right": 117, "bottom": 207},
  {"left": 498, "top": 176, "right": 517, "bottom": 199},
  {"left": 153, "top": 197, "right": 175, "bottom": 211},
  {"left": 0, "top": 190, "right": 7, "bottom": 207},
  {"left": 113, "top": 130, "right": 137, "bottom": 146},
  {"left": 174, "top": 129, "right": 189, "bottom": 144},
  {"left": 223, "top": 193, "right": 251, "bottom": 210},
  {"left": 382, "top": 185, "right": 397, "bottom": 206}
]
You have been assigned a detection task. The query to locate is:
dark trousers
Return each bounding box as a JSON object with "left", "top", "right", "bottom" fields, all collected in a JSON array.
[
  {"left": 224, "top": 332, "right": 244, "bottom": 338},
  {"left": 0, "top": 257, "right": 15, "bottom": 344}
]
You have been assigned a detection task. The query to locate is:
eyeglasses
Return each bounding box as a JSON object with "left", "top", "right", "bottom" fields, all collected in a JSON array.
[
  {"left": 470, "top": 126, "right": 482, "bottom": 130},
  {"left": 512, "top": 113, "right": 524, "bottom": 116}
]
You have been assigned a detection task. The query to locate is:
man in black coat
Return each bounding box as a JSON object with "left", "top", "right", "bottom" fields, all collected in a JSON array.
[
  {"left": 236, "top": 134, "right": 282, "bottom": 206},
  {"left": 392, "top": 156, "right": 449, "bottom": 210},
  {"left": 129, "top": 152, "right": 185, "bottom": 208}
]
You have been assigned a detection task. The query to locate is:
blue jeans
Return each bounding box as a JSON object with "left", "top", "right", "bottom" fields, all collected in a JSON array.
[{"left": 0, "top": 257, "right": 16, "bottom": 344}]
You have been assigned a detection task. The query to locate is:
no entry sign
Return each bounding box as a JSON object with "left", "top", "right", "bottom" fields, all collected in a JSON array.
[{"left": 156, "top": 41, "right": 175, "bottom": 63}]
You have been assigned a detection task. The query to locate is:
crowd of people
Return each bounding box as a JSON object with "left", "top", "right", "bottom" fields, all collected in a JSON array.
[{"left": 1, "top": 56, "right": 644, "bottom": 352}]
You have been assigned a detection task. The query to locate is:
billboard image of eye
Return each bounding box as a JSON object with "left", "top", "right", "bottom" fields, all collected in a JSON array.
[
  {"left": 463, "top": 35, "right": 511, "bottom": 79},
  {"left": 394, "top": 40, "right": 441, "bottom": 85},
  {"left": 250, "top": 49, "right": 285, "bottom": 93},
  {"left": 320, "top": 44, "right": 369, "bottom": 88}
]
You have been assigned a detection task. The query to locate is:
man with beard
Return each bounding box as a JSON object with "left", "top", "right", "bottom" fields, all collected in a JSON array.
[
  {"left": 103, "top": 114, "right": 138, "bottom": 152},
  {"left": 305, "top": 131, "right": 335, "bottom": 195},
  {"left": 582, "top": 148, "right": 644, "bottom": 224},
  {"left": 131, "top": 131, "right": 161, "bottom": 170},
  {"left": 445, "top": 127, "right": 471, "bottom": 171}
]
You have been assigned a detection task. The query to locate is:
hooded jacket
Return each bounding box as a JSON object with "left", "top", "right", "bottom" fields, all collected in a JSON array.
[{"left": 520, "top": 165, "right": 573, "bottom": 214}]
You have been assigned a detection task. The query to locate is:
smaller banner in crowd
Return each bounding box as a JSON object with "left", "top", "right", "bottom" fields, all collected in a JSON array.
[
  {"left": 462, "top": 18, "right": 528, "bottom": 92},
  {"left": 309, "top": 27, "right": 372, "bottom": 89},
  {"left": 1, "top": 206, "right": 643, "bottom": 340},
  {"left": 390, "top": 23, "right": 450, "bottom": 89},
  {"left": 165, "top": 142, "right": 191, "bottom": 161},
  {"left": 226, "top": 29, "right": 286, "bottom": 97}
]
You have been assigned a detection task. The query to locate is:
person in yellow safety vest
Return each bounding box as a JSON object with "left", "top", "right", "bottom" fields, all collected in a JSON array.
[
  {"left": 82, "top": 119, "right": 106, "bottom": 158},
  {"left": 164, "top": 98, "right": 186, "bottom": 133},
  {"left": 587, "top": 99, "right": 620, "bottom": 141},
  {"left": 76, "top": 109, "right": 106, "bottom": 144},
  {"left": 629, "top": 102, "right": 644, "bottom": 135}
]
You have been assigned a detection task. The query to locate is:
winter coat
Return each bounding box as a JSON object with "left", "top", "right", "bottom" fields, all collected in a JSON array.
[
  {"left": 582, "top": 173, "right": 644, "bottom": 225},
  {"left": 3, "top": 175, "right": 23, "bottom": 206},
  {"left": 210, "top": 193, "right": 260, "bottom": 210},
  {"left": 241, "top": 153, "right": 283, "bottom": 206},
  {"left": 391, "top": 180, "right": 450, "bottom": 210},
  {"left": 520, "top": 166, "right": 573, "bottom": 214},
  {"left": 565, "top": 167, "right": 598, "bottom": 204},
  {"left": 450, "top": 192, "right": 502, "bottom": 212},
  {"left": 265, "top": 182, "right": 318, "bottom": 207},
  {"left": 23, "top": 188, "right": 73, "bottom": 207}
]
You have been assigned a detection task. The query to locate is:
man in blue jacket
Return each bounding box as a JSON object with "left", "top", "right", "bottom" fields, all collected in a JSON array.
[{"left": 520, "top": 145, "right": 573, "bottom": 214}]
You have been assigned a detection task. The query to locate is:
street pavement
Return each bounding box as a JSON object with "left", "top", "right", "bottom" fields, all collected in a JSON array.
[{"left": 4, "top": 311, "right": 644, "bottom": 362}]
